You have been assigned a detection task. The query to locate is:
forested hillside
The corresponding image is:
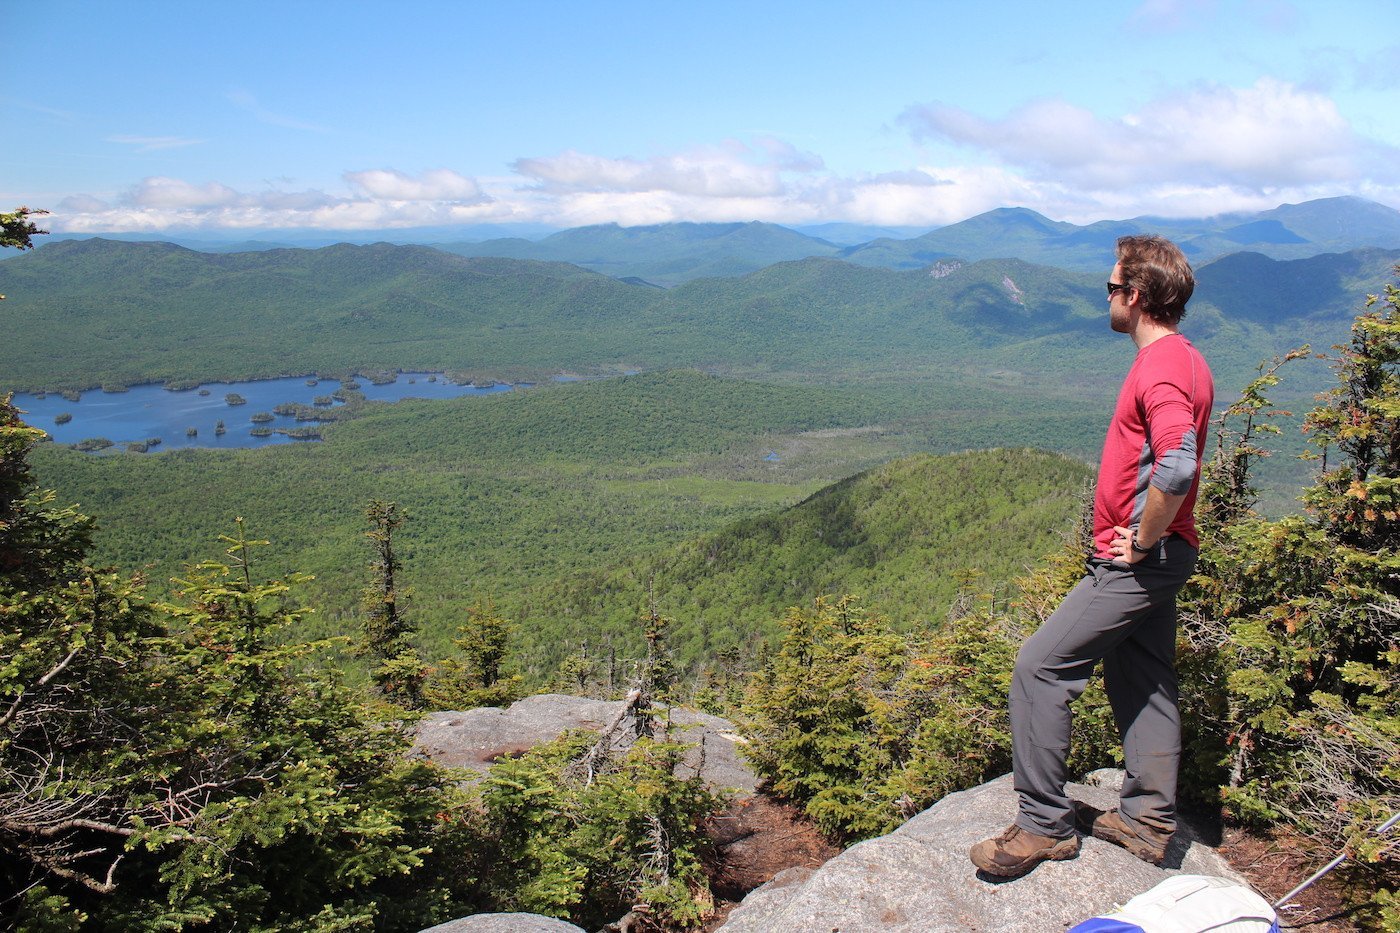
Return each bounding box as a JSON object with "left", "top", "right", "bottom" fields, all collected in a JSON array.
[
  {"left": 11, "top": 220, "right": 1397, "bottom": 680},
  {"left": 516, "top": 449, "right": 1091, "bottom": 671},
  {"left": 30, "top": 372, "right": 882, "bottom": 660},
  {"left": 30, "top": 371, "right": 1099, "bottom": 675}
]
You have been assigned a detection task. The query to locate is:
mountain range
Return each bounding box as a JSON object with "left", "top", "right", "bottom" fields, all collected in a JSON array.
[
  {"left": 434, "top": 196, "right": 1400, "bottom": 283},
  {"left": 3, "top": 235, "right": 1396, "bottom": 402},
  {"left": 25, "top": 197, "right": 1400, "bottom": 288},
  {"left": 841, "top": 197, "right": 1400, "bottom": 273},
  {"left": 435, "top": 220, "right": 845, "bottom": 286}
]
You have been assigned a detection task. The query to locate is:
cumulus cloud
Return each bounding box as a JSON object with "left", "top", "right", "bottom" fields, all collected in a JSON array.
[
  {"left": 127, "top": 177, "right": 243, "bottom": 210},
  {"left": 51, "top": 170, "right": 500, "bottom": 234},
  {"left": 752, "top": 136, "right": 826, "bottom": 172},
  {"left": 902, "top": 78, "right": 1394, "bottom": 192},
  {"left": 515, "top": 138, "right": 823, "bottom": 199},
  {"left": 57, "top": 194, "right": 111, "bottom": 213},
  {"left": 107, "top": 135, "right": 204, "bottom": 152},
  {"left": 345, "top": 168, "right": 486, "bottom": 202},
  {"left": 37, "top": 91, "right": 1400, "bottom": 235}
]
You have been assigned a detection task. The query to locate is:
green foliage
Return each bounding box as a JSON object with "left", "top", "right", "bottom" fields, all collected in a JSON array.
[
  {"left": 0, "top": 398, "right": 92, "bottom": 581},
  {"left": 741, "top": 597, "right": 911, "bottom": 839},
  {"left": 358, "top": 500, "right": 426, "bottom": 707},
  {"left": 1177, "top": 272, "right": 1400, "bottom": 924},
  {"left": 639, "top": 605, "right": 678, "bottom": 703},
  {"left": 5, "top": 386, "right": 743, "bottom": 931},
  {"left": 879, "top": 585, "right": 1019, "bottom": 815},
  {"left": 0, "top": 206, "right": 47, "bottom": 254},
  {"left": 527, "top": 448, "right": 1092, "bottom": 680},
  {"left": 1, "top": 402, "right": 475, "bottom": 929},
  {"left": 479, "top": 729, "right": 720, "bottom": 930},
  {"left": 28, "top": 371, "right": 909, "bottom": 678},
  {"left": 741, "top": 588, "right": 1039, "bottom": 841},
  {"left": 422, "top": 600, "right": 524, "bottom": 710},
  {"left": 133, "top": 536, "right": 461, "bottom": 930}
]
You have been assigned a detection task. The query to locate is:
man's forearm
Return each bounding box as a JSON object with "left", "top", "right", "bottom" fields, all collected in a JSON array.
[{"left": 1135, "top": 486, "right": 1188, "bottom": 545}]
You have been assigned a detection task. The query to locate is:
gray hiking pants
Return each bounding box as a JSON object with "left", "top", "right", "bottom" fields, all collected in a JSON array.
[{"left": 1010, "top": 536, "right": 1197, "bottom": 840}]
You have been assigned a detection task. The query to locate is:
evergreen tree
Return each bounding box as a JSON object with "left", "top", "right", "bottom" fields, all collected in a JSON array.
[
  {"left": 0, "top": 206, "right": 46, "bottom": 254},
  {"left": 480, "top": 730, "right": 718, "bottom": 929},
  {"left": 740, "top": 596, "right": 913, "bottom": 839},
  {"left": 359, "top": 500, "right": 426, "bottom": 708},
  {"left": 1178, "top": 274, "right": 1400, "bottom": 926},
  {"left": 1, "top": 395, "right": 158, "bottom": 918},
  {"left": 1, "top": 399, "right": 477, "bottom": 929},
  {"left": 633, "top": 602, "right": 678, "bottom": 739},
  {"left": 554, "top": 643, "right": 598, "bottom": 695},
  {"left": 423, "top": 599, "right": 523, "bottom": 710}
]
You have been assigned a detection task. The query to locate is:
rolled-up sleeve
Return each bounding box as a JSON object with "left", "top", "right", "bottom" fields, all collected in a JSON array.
[{"left": 1144, "top": 380, "right": 1199, "bottom": 495}]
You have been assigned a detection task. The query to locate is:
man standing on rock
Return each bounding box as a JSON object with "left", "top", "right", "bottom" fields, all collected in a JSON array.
[{"left": 970, "top": 235, "right": 1214, "bottom": 878}]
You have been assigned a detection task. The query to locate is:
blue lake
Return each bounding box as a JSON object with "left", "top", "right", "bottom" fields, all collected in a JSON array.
[{"left": 10, "top": 374, "right": 521, "bottom": 452}]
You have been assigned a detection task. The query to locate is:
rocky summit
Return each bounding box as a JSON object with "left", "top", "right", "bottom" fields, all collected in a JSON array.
[
  {"left": 715, "top": 770, "right": 1249, "bottom": 933},
  {"left": 415, "top": 696, "right": 1264, "bottom": 933}
]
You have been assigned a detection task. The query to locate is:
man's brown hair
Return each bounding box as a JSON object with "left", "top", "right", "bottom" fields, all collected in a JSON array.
[{"left": 1116, "top": 235, "right": 1194, "bottom": 325}]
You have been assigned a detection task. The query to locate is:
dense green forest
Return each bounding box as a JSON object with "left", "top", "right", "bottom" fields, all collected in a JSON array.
[
  {"left": 28, "top": 370, "right": 1104, "bottom": 675},
  {"left": 1, "top": 397, "right": 726, "bottom": 930},
  {"left": 514, "top": 448, "right": 1092, "bottom": 674},
  {"left": 10, "top": 233, "right": 1385, "bottom": 658}
]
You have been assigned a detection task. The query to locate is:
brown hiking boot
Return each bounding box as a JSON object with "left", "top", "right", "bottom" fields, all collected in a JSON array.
[
  {"left": 969, "top": 824, "right": 1079, "bottom": 877},
  {"left": 1082, "top": 808, "right": 1171, "bottom": 865}
]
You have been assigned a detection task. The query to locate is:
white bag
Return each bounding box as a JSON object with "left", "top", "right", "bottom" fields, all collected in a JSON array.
[{"left": 1068, "top": 874, "right": 1280, "bottom": 933}]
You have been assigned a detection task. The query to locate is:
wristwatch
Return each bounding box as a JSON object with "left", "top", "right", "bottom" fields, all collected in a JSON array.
[{"left": 1130, "top": 533, "right": 1155, "bottom": 555}]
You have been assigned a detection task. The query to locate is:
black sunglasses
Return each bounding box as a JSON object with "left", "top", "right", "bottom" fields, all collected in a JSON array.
[{"left": 1106, "top": 281, "right": 1131, "bottom": 296}]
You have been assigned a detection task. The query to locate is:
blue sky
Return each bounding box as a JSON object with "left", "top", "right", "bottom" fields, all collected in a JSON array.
[{"left": 6, "top": 0, "right": 1399, "bottom": 234}]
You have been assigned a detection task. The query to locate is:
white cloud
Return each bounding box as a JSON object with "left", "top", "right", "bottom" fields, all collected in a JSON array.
[
  {"left": 752, "top": 136, "right": 825, "bottom": 172},
  {"left": 515, "top": 138, "right": 822, "bottom": 199},
  {"left": 57, "top": 194, "right": 111, "bottom": 213},
  {"left": 107, "top": 135, "right": 205, "bottom": 152},
  {"left": 37, "top": 87, "right": 1400, "bottom": 235},
  {"left": 52, "top": 172, "right": 501, "bottom": 233},
  {"left": 128, "top": 177, "right": 243, "bottom": 210},
  {"left": 345, "top": 168, "right": 486, "bottom": 202},
  {"left": 902, "top": 78, "right": 1394, "bottom": 193}
]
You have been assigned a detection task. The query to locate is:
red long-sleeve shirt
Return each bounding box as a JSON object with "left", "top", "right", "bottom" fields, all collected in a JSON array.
[{"left": 1092, "top": 333, "right": 1214, "bottom": 559}]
